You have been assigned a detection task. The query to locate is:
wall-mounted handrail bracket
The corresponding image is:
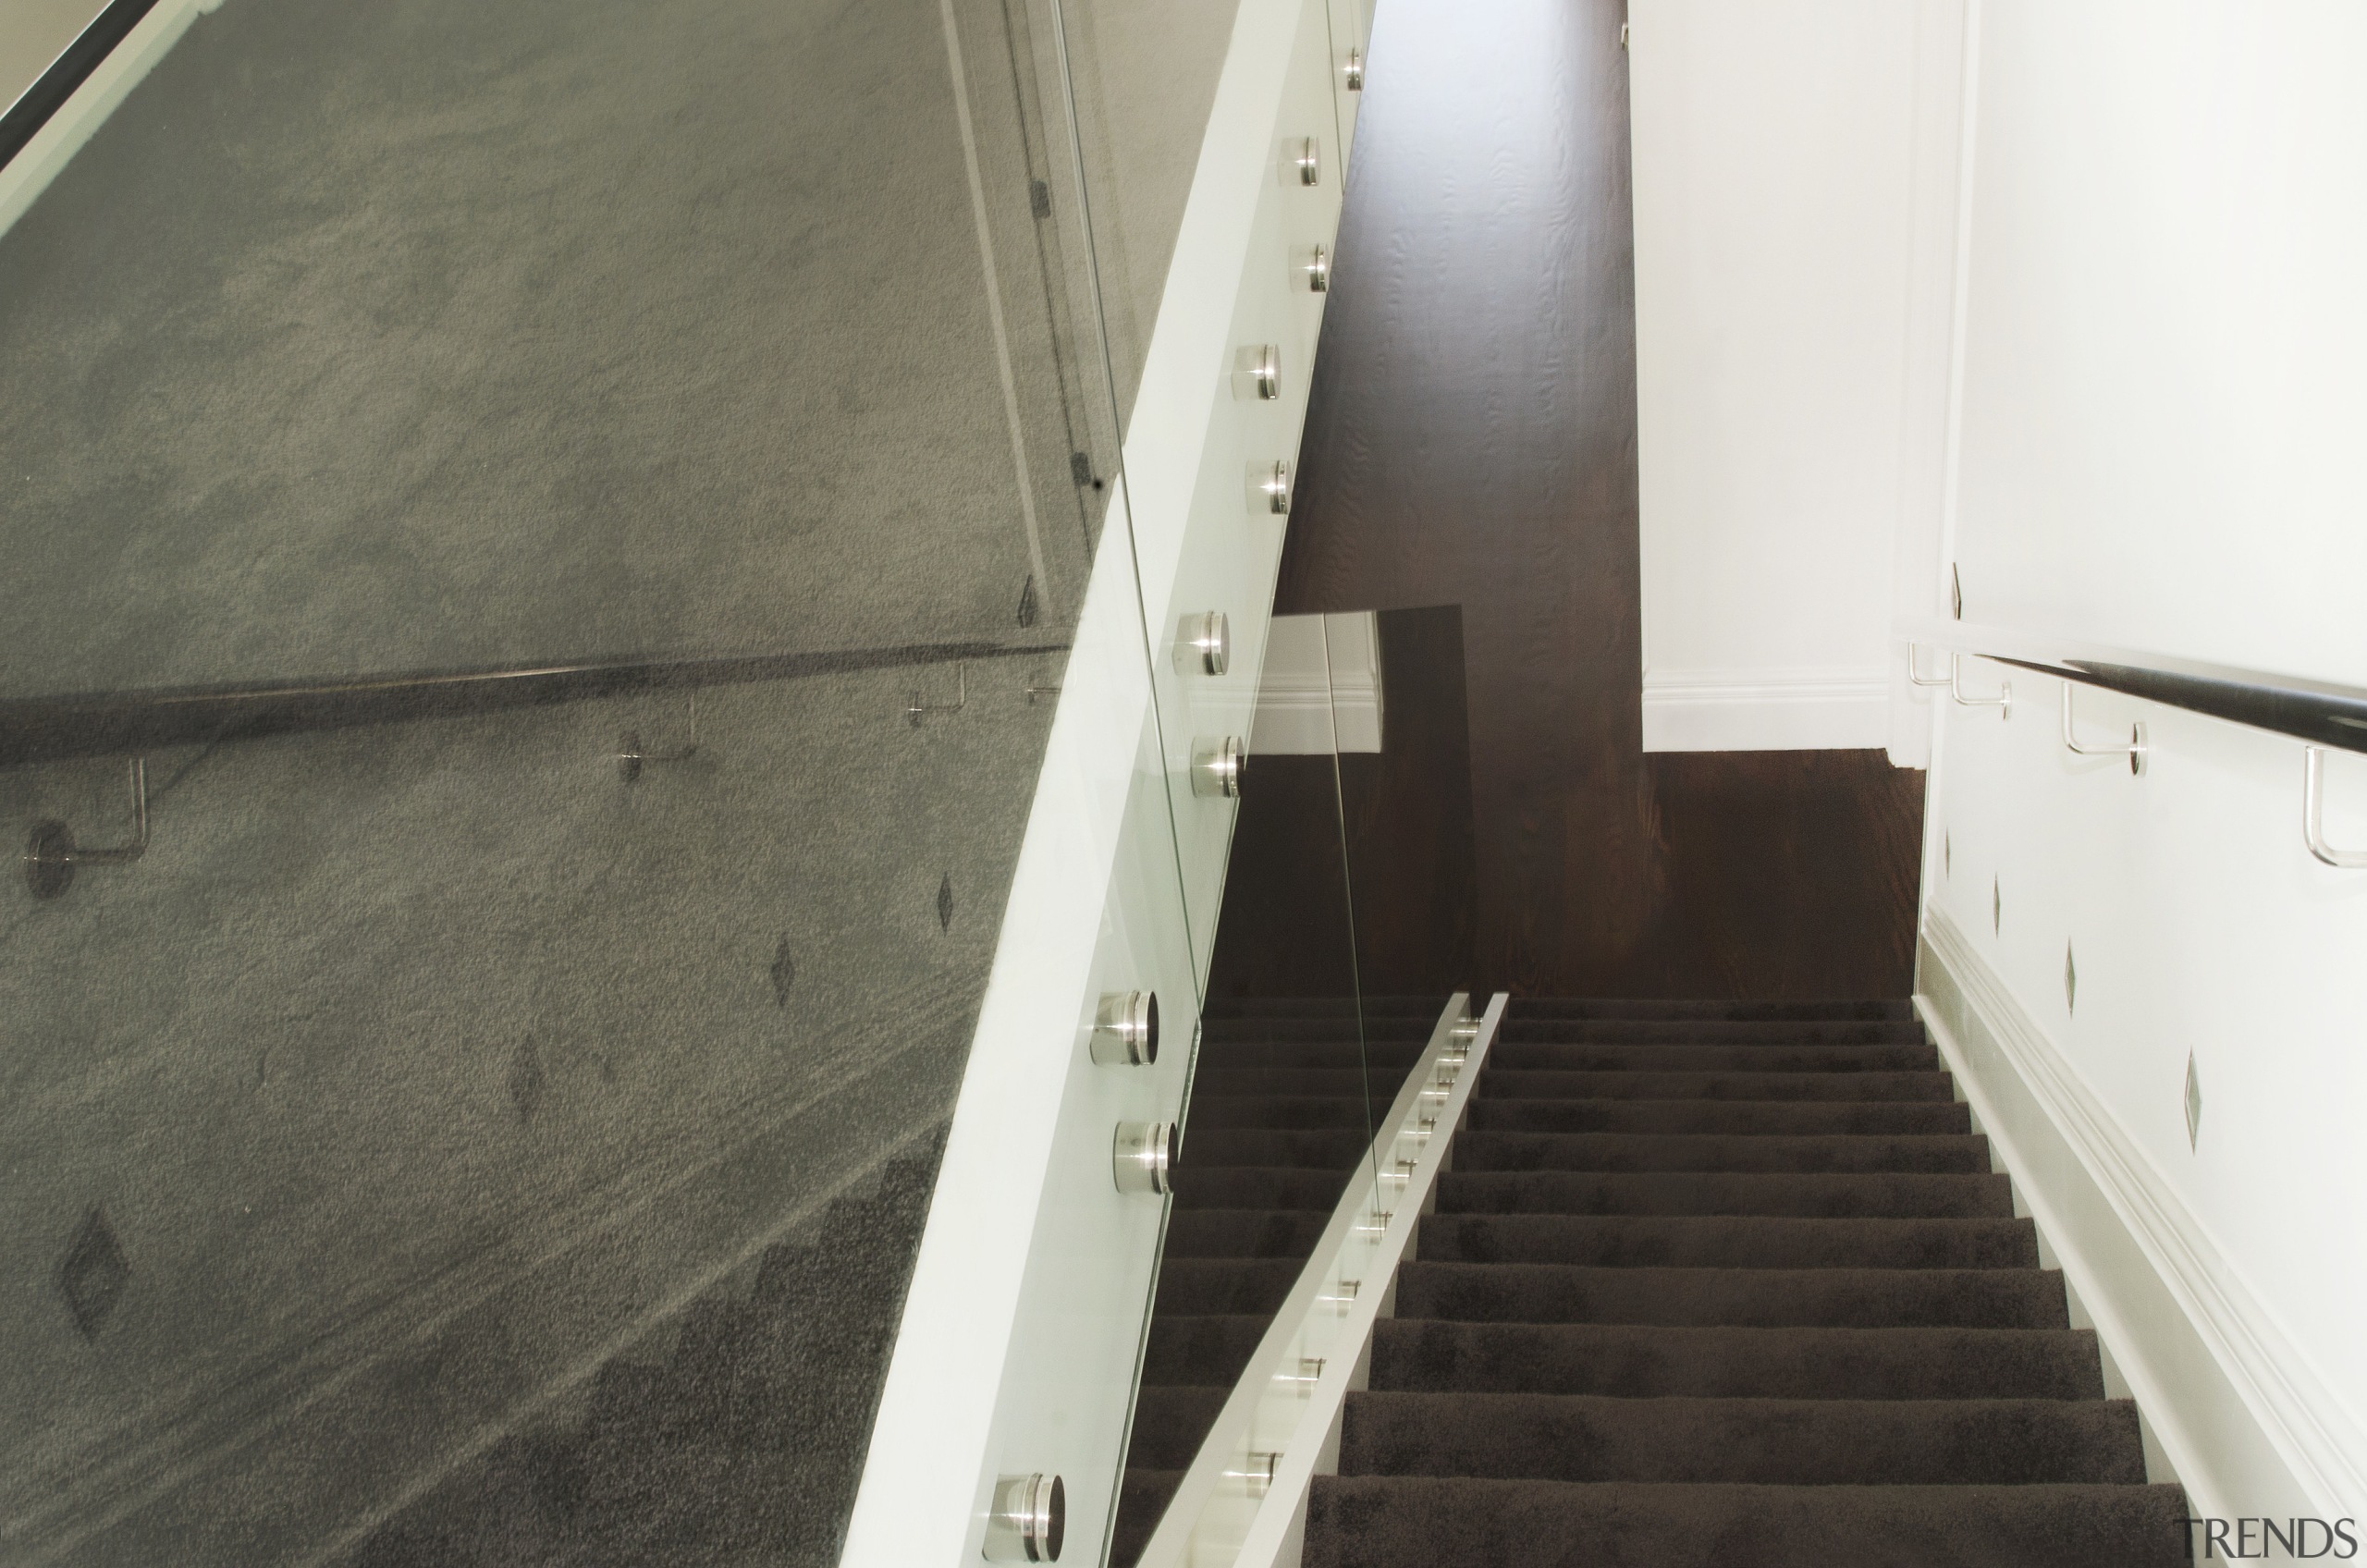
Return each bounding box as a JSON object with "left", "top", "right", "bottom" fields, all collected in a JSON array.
[
  {"left": 1949, "top": 654, "right": 2011, "bottom": 717},
  {"left": 2061, "top": 684, "right": 2147, "bottom": 775},
  {"left": 906, "top": 663, "right": 967, "bottom": 726},
  {"left": 1905, "top": 643, "right": 1952, "bottom": 689},
  {"left": 2302, "top": 747, "right": 2367, "bottom": 868},
  {"left": 23, "top": 758, "right": 149, "bottom": 900},
  {"left": 616, "top": 694, "right": 699, "bottom": 782}
]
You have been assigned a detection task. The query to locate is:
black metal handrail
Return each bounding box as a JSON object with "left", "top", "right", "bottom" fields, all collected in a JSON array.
[
  {"left": 0, "top": 638, "right": 1068, "bottom": 770},
  {"left": 1899, "top": 618, "right": 2367, "bottom": 757}
]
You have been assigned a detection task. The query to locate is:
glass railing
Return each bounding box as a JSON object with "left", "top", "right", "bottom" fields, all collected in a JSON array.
[{"left": 0, "top": 0, "right": 1225, "bottom": 1563}]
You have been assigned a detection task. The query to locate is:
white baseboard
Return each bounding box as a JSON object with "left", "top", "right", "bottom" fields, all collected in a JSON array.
[
  {"left": 0, "top": 0, "right": 224, "bottom": 243},
  {"left": 1252, "top": 611, "right": 1383, "bottom": 754},
  {"left": 1918, "top": 906, "right": 2367, "bottom": 1523},
  {"left": 1639, "top": 666, "right": 1888, "bottom": 752}
]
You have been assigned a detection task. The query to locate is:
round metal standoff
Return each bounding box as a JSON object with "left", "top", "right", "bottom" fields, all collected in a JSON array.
[
  {"left": 1091, "top": 989, "right": 1160, "bottom": 1066},
  {"left": 2128, "top": 721, "right": 2150, "bottom": 777},
  {"left": 1262, "top": 460, "right": 1292, "bottom": 514},
  {"left": 1450, "top": 1019, "right": 1480, "bottom": 1042},
  {"left": 1305, "top": 244, "right": 1330, "bottom": 293},
  {"left": 1179, "top": 611, "right": 1231, "bottom": 676},
  {"left": 1294, "top": 137, "right": 1321, "bottom": 186},
  {"left": 23, "top": 821, "right": 77, "bottom": 900},
  {"left": 1343, "top": 49, "right": 1365, "bottom": 90},
  {"left": 1251, "top": 344, "right": 1280, "bottom": 400},
  {"left": 1226, "top": 1452, "right": 1281, "bottom": 1498},
  {"left": 984, "top": 1472, "right": 1065, "bottom": 1562},
  {"left": 1192, "top": 736, "right": 1245, "bottom": 798},
  {"left": 1113, "top": 1121, "right": 1175, "bottom": 1195}
]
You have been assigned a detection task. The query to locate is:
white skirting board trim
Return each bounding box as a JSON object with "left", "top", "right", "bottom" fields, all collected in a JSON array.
[
  {"left": 1918, "top": 906, "right": 2367, "bottom": 1521},
  {"left": 1252, "top": 611, "right": 1383, "bottom": 755},
  {"left": 1639, "top": 666, "right": 1888, "bottom": 752},
  {"left": 0, "top": 0, "right": 224, "bottom": 242}
]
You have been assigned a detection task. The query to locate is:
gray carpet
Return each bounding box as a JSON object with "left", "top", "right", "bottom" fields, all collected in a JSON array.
[{"left": 0, "top": 0, "right": 1240, "bottom": 1561}]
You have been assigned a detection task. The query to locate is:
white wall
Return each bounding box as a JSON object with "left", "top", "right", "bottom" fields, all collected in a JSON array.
[
  {"left": 1630, "top": 0, "right": 1963, "bottom": 755},
  {"left": 1913, "top": 0, "right": 2367, "bottom": 1525}
]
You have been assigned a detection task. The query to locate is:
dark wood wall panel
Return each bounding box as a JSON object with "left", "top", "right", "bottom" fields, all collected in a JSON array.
[{"left": 1242, "top": 0, "right": 1923, "bottom": 999}]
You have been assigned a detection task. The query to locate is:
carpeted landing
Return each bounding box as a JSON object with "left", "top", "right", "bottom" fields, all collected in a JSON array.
[
  {"left": 1281, "top": 998, "right": 2193, "bottom": 1568},
  {"left": 1110, "top": 997, "right": 1441, "bottom": 1567}
]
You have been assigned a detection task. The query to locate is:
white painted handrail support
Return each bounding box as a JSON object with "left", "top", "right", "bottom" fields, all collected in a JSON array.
[
  {"left": 1136, "top": 992, "right": 1510, "bottom": 1568},
  {"left": 2301, "top": 748, "right": 2367, "bottom": 869}
]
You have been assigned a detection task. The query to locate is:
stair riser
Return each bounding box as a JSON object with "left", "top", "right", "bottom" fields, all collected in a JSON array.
[
  {"left": 1395, "top": 1265, "right": 2072, "bottom": 1329},
  {"left": 1160, "top": 1210, "right": 1332, "bottom": 1259},
  {"left": 1499, "top": 1021, "right": 1929, "bottom": 1044},
  {"left": 1480, "top": 1070, "right": 1956, "bottom": 1102},
  {"left": 1303, "top": 1479, "right": 2194, "bottom": 1568},
  {"left": 1171, "top": 1166, "right": 1361, "bottom": 1209},
  {"left": 1451, "top": 1131, "right": 1991, "bottom": 1174},
  {"left": 1488, "top": 1043, "right": 1938, "bottom": 1072},
  {"left": 1338, "top": 1392, "right": 2150, "bottom": 1486},
  {"left": 1436, "top": 1171, "right": 2016, "bottom": 1219},
  {"left": 1508, "top": 1000, "right": 1916, "bottom": 1023},
  {"left": 1367, "top": 1321, "right": 2108, "bottom": 1401},
  {"left": 1466, "top": 1100, "right": 1973, "bottom": 1135},
  {"left": 1417, "top": 1214, "right": 2039, "bottom": 1270}
]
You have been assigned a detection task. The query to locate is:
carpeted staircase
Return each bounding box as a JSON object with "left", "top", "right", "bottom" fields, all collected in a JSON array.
[
  {"left": 1294, "top": 998, "right": 2191, "bottom": 1566},
  {"left": 1110, "top": 997, "right": 1441, "bottom": 1567},
  {"left": 350, "top": 1133, "right": 943, "bottom": 1568}
]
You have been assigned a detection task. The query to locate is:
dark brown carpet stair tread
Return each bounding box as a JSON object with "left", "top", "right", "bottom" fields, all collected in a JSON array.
[
  {"left": 1109, "top": 1002, "right": 1428, "bottom": 1567},
  {"left": 1160, "top": 1207, "right": 1334, "bottom": 1257},
  {"left": 1480, "top": 1068, "right": 1956, "bottom": 1102},
  {"left": 1203, "top": 995, "right": 1448, "bottom": 1020},
  {"left": 1154, "top": 1256, "right": 1306, "bottom": 1317},
  {"left": 1194, "top": 1044, "right": 1433, "bottom": 1072},
  {"left": 1417, "top": 1213, "right": 2039, "bottom": 1269},
  {"left": 1141, "top": 1315, "right": 1274, "bottom": 1384},
  {"left": 1489, "top": 1040, "right": 1939, "bottom": 1072},
  {"left": 1125, "top": 1385, "right": 1234, "bottom": 1469},
  {"left": 1304, "top": 1479, "right": 2193, "bottom": 1568},
  {"left": 1193, "top": 1066, "right": 1404, "bottom": 1096},
  {"left": 1199, "top": 1016, "right": 1448, "bottom": 1043},
  {"left": 1342, "top": 1391, "right": 2147, "bottom": 1485},
  {"left": 1184, "top": 1095, "right": 1376, "bottom": 1131},
  {"left": 1510, "top": 998, "right": 1916, "bottom": 1021},
  {"left": 1453, "top": 1130, "right": 1991, "bottom": 1173},
  {"left": 1110, "top": 1469, "right": 1184, "bottom": 1568},
  {"left": 1397, "top": 1261, "right": 2071, "bottom": 1329},
  {"left": 1300, "top": 995, "right": 2180, "bottom": 1568},
  {"left": 1500, "top": 1018, "right": 1930, "bottom": 1044},
  {"left": 1177, "top": 1128, "right": 1373, "bottom": 1170},
  {"left": 1467, "top": 1096, "right": 1972, "bottom": 1135},
  {"left": 1170, "top": 1162, "right": 1361, "bottom": 1208},
  {"left": 1370, "top": 1322, "right": 2108, "bottom": 1400},
  {"left": 1436, "top": 1170, "right": 2015, "bottom": 1219}
]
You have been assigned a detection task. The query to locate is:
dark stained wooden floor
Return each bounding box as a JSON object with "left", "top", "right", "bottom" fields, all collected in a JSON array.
[
  {"left": 1210, "top": 606, "right": 1478, "bottom": 1003},
  {"left": 1246, "top": 0, "right": 1923, "bottom": 998}
]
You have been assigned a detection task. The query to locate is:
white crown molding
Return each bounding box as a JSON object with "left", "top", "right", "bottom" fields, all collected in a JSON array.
[{"left": 1919, "top": 905, "right": 2367, "bottom": 1519}]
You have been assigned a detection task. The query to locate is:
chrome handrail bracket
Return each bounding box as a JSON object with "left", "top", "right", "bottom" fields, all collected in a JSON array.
[
  {"left": 2061, "top": 684, "right": 2147, "bottom": 776},
  {"left": 1949, "top": 655, "right": 2011, "bottom": 717},
  {"left": 2302, "top": 748, "right": 2367, "bottom": 869}
]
